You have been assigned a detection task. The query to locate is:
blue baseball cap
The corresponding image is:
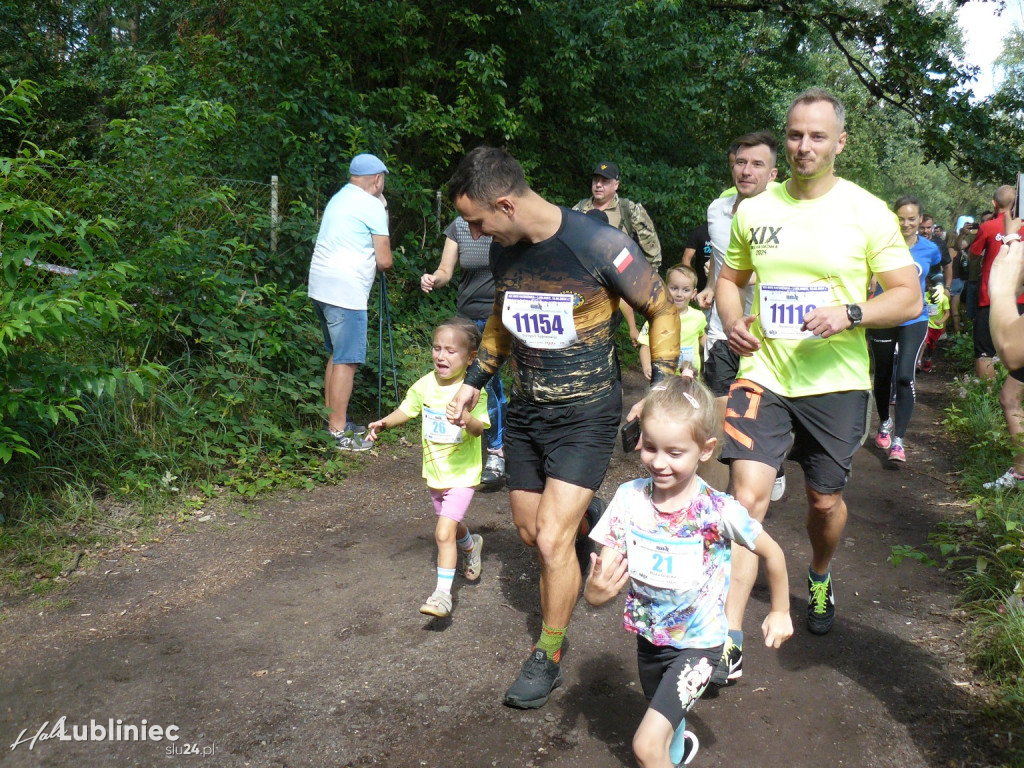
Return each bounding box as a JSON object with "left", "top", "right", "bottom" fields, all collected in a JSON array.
[{"left": 349, "top": 153, "right": 388, "bottom": 176}]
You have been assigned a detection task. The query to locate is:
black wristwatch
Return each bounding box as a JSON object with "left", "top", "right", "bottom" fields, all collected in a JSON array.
[{"left": 846, "top": 304, "right": 863, "bottom": 328}]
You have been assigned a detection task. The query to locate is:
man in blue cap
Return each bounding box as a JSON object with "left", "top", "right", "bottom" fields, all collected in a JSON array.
[{"left": 308, "top": 153, "right": 392, "bottom": 451}]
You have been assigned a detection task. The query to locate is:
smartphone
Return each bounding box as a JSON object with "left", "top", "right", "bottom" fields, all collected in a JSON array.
[
  {"left": 1015, "top": 172, "right": 1023, "bottom": 219},
  {"left": 620, "top": 417, "right": 641, "bottom": 453}
]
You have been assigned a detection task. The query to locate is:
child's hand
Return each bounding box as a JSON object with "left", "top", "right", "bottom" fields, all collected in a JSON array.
[
  {"left": 761, "top": 610, "right": 794, "bottom": 649},
  {"left": 366, "top": 419, "right": 386, "bottom": 441},
  {"left": 584, "top": 549, "right": 629, "bottom": 606}
]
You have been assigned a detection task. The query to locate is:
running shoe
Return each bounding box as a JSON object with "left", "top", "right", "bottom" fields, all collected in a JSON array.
[
  {"left": 771, "top": 468, "right": 786, "bottom": 502},
  {"left": 711, "top": 637, "right": 742, "bottom": 686},
  {"left": 874, "top": 418, "right": 893, "bottom": 451},
  {"left": 480, "top": 452, "right": 506, "bottom": 488},
  {"left": 345, "top": 421, "right": 367, "bottom": 436},
  {"left": 335, "top": 433, "right": 372, "bottom": 452},
  {"left": 580, "top": 496, "right": 607, "bottom": 539},
  {"left": 669, "top": 727, "right": 700, "bottom": 766},
  {"left": 463, "top": 534, "right": 484, "bottom": 581},
  {"left": 888, "top": 438, "right": 906, "bottom": 462},
  {"left": 807, "top": 571, "right": 835, "bottom": 635},
  {"left": 983, "top": 468, "right": 1024, "bottom": 490},
  {"left": 419, "top": 590, "right": 452, "bottom": 618},
  {"left": 503, "top": 649, "right": 563, "bottom": 709}
]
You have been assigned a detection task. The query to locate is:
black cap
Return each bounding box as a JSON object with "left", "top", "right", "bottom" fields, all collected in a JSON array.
[{"left": 592, "top": 161, "right": 619, "bottom": 180}]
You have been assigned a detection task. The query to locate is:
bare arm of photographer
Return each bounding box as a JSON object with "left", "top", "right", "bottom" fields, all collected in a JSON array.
[
  {"left": 421, "top": 237, "right": 458, "bottom": 293},
  {"left": 373, "top": 234, "right": 392, "bottom": 271},
  {"left": 989, "top": 213, "right": 1024, "bottom": 369}
]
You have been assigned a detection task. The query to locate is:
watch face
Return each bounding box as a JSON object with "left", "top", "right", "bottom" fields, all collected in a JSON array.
[{"left": 848, "top": 305, "right": 862, "bottom": 323}]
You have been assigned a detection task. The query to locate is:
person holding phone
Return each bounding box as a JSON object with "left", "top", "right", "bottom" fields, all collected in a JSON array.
[{"left": 980, "top": 205, "right": 1024, "bottom": 490}]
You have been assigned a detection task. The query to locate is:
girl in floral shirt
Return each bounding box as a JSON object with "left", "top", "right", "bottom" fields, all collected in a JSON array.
[{"left": 585, "top": 374, "right": 791, "bottom": 766}]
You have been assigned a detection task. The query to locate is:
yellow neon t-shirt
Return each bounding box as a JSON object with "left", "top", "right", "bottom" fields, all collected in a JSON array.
[
  {"left": 725, "top": 179, "right": 912, "bottom": 397},
  {"left": 399, "top": 373, "right": 490, "bottom": 489},
  {"left": 638, "top": 309, "right": 707, "bottom": 375}
]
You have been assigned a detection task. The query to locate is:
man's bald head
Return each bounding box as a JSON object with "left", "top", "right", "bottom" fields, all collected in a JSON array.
[{"left": 994, "top": 185, "right": 1016, "bottom": 212}]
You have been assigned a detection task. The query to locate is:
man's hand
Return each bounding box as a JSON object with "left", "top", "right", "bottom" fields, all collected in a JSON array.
[
  {"left": 625, "top": 398, "right": 646, "bottom": 425},
  {"left": 761, "top": 610, "right": 794, "bottom": 649},
  {"left": 696, "top": 286, "right": 714, "bottom": 310},
  {"left": 447, "top": 384, "right": 481, "bottom": 426},
  {"left": 420, "top": 273, "right": 437, "bottom": 293},
  {"left": 727, "top": 314, "right": 761, "bottom": 356},
  {"left": 801, "top": 305, "right": 851, "bottom": 338}
]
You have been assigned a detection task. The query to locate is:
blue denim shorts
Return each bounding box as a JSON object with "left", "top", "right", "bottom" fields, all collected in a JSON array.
[{"left": 313, "top": 300, "right": 367, "bottom": 364}]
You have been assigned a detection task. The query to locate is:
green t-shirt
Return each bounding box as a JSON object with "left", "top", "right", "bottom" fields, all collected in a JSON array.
[
  {"left": 399, "top": 373, "right": 490, "bottom": 489},
  {"left": 725, "top": 179, "right": 912, "bottom": 397},
  {"left": 638, "top": 309, "right": 707, "bottom": 375}
]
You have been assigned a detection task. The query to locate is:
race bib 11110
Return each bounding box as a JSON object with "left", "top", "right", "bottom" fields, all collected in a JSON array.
[{"left": 759, "top": 283, "right": 833, "bottom": 339}]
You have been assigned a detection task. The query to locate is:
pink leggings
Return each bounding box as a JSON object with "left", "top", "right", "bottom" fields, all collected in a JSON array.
[{"left": 430, "top": 487, "right": 475, "bottom": 523}]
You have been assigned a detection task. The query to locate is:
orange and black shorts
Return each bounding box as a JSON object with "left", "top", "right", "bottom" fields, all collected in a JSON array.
[{"left": 720, "top": 379, "right": 869, "bottom": 494}]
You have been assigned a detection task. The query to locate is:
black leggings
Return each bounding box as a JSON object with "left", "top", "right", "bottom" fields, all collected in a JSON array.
[{"left": 868, "top": 321, "right": 928, "bottom": 439}]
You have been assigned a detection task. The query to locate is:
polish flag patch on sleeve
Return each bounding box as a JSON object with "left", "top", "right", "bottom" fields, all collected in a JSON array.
[{"left": 613, "top": 248, "right": 634, "bottom": 273}]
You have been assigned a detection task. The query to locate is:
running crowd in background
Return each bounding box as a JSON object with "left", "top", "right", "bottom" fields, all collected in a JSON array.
[{"left": 304, "top": 88, "right": 1024, "bottom": 767}]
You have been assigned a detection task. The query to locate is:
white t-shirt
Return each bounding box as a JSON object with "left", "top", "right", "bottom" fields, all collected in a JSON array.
[
  {"left": 307, "top": 183, "right": 389, "bottom": 310},
  {"left": 706, "top": 194, "right": 755, "bottom": 343}
]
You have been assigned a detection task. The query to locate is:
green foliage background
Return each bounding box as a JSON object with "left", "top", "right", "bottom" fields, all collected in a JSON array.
[{"left": 1, "top": 0, "right": 1022, "bottom": 532}]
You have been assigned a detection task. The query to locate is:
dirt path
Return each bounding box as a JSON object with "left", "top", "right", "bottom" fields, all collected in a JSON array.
[{"left": 0, "top": 368, "right": 1003, "bottom": 767}]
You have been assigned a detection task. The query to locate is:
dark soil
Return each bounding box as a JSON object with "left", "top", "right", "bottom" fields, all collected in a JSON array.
[{"left": 0, "top": 363, "right": 1008, "bottom": 767}]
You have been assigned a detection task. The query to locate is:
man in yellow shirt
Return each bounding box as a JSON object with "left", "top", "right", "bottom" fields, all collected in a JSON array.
[{"left": 714, "top": 89, "right": 921, "bottom": 678}]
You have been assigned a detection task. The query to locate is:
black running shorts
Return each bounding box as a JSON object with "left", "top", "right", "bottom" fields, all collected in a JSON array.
[
  {"left": 504, "top": 381, "right": 621, "bottom": 492},
  {"left": 721, "top": 380, "right": 869, "bottom": 494},
  {"left": 702, "top": 339, "right": 740, "bottom": 398},
  {"left": 974, "top": 306, "right": 1024, "bottom": 382},
  {"left": 636, "top": 636, "right": 721, "bottom": 727}
]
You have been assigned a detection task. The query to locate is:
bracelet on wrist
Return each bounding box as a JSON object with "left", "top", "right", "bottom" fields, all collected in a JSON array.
[{"left": 1004, "top": 234, "right": 1022, "bottom": 244}]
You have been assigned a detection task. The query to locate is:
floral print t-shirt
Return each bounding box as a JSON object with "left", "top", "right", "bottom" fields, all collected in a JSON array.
[{"left": 589, "top": 477, "right": 762, "bottom": 649}]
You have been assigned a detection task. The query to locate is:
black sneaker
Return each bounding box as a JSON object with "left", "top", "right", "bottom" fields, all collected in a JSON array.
[
  {"left": 710, "top": 637, "right": 742, "bottom": 686},
  {"left": 807, "top": 571, "right": 835, "bottom": 635},
  {"left": 669, "top": 728, "right": 700, "bottom": 766},
  {"left": 503, "top": 649, "right": 563, "bottom": 709},
  {"left": 479, "top": 452, "right": 505, "bottom": 489},
  {"left": 579, "top": 496, "right": 607, "bottom": 539}
]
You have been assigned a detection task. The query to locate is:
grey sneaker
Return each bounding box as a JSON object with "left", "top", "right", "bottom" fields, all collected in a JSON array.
[
  {"left": 345, "top": 421, "right": 367, "bottom": 436},
  {"left": 335, "top": 433, "right": 372, "bottom": 452},
  {"left": 983, "top": 468, "right": 1024, "bottom": 490},
  {"left": 480, "top": 452, "right": 505, "bottom": 488},
  {"left": 419, "top": 590, "right": 452, "bottom": 618},
  {"left": 503, "top": 649, "right": 563, "bottom": 709},
  {"left": 463, "top": 534, "right": 484, "bottom": 581}
]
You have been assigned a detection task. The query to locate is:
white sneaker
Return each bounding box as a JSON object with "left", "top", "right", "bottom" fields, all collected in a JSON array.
[
  {"left": 463, "top": 534, "right": 484, "bottom": 581},
  {"left": 983, "top": 468, "right": 1024, "bottom": 490},
  {"left": 771, "top": 471, "right": 786, "bottom": 502},
  {"left": 419, "top": 590, "right": 452, "bottom": 618}
]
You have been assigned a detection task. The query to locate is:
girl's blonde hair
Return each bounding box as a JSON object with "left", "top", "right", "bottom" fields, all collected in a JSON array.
[
  {"left": 435, "top": 316, "right": 482, "bottom": 351},
  {"left": 641, "top": 371, "right": 718, "bottom": 448}
]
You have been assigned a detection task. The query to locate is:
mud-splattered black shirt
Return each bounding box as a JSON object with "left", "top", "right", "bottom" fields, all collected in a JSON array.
[{"left": 464, "top": 208, "right": 680, "bottom": 405}]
